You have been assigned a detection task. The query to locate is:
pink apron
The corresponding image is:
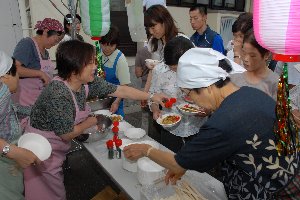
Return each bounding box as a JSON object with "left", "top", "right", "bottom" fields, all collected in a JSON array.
[
  {"left": 13, "top": 37, "right": 55, "bottom": 131},
  {"left": 13, "top": 37, "right": 55, "bottom": 106},
  {"left": 24, "top": 77, "right": 91, "bottom": 200}
]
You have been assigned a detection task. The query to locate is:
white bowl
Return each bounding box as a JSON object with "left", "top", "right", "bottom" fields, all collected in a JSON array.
[
  {"left": 177, "top": 103, "right": 204, "bottom": 116},
  {"left": 137, "top": 157, "right": 165, "bottom": 185},
  {"left": 18, "top": 133, "right": 52, "bottom": 161},
  {"left": 110, "top": 114, "right": 123, "bottom": 122},
  {"left": 156, "top": 113, "right": 181, "bottom": 128},
  {"left": 124, "top": 128, "right": 146, "bottom": 140},
  {"left": 94, "top": 109, "right": 112, "bottom": 117}
]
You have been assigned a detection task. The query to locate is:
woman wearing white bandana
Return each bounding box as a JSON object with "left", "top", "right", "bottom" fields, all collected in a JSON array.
[
  {"left": 124, "top": 48, "right": 298, "bottom": 199},
  {"left": 0, "top": 51, "right": 39, "bottom": 200}
]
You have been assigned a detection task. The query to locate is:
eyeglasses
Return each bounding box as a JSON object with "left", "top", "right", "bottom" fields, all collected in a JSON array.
[{"left": 180, "top": 88, "right": 192, "bottom": 96}]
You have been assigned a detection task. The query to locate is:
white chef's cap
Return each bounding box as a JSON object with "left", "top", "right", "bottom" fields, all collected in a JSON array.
[
  {"left": 177, "top": 48, "right": 245, "bottom": 88},
  {"left": 0, "top": 51, "right": 13, "bottom": 77}
]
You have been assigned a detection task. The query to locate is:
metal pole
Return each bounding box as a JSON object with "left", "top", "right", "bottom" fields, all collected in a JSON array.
[{"left": 68, "top": 0, "right": 76, "bottom": 40}]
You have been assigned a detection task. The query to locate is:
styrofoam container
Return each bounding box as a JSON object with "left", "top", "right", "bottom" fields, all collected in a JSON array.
[
  {"left": 120, "top": 140, "right": 159, "bottom": 173},
  {"left": 124, "top": 128, "right": 146, "bottom": 140},
  {"left": 119, "top": 139, "right": 136, "bottom": 172},
  {"left": 18, "top": 133, "right": 52, "bottom": 161},
  {"left": 140, "top": 171, "right": 227, "bottom": 200},
  {"left": 137, "top": 157, "right": 165, "bottom": 185}
]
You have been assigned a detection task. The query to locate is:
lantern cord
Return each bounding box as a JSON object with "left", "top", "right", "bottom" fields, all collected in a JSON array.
[{"left": 274, "top": 63, "right": 299, "bottom": 155}]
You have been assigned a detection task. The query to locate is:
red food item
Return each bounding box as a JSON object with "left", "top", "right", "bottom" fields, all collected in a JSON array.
[
  {"left": 106, "top": 140, "right": 114, "bottom": 148},
  {"left": 175, "top": 116, "right": 180, "bottom": 121},
  {"left": 113, "top": 121, "right": 119, "bottom": 126},
  {"left": 112, "top": 126, "right": 119, "bottom": 133},
  {"left": 113, "top": 134, "right": 118, "bottom": 142},
  {"left": 165, "top": 101, "right": 172, "bottom": 108},
  {"left": 169, "top": 98, "right": 177, "bottom": 104},
  {"left": 115, "top": 139, "right": 122, "bottom": 147}
]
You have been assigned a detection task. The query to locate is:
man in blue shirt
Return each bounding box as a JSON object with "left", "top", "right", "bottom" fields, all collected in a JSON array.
[{"left": 189, "top": 5, "right": 225, "bottom": 54}]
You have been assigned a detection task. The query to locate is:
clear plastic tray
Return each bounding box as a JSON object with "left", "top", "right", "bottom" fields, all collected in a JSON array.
[{"left": 140, "top": 171, "right": 227, "bottom": 200}]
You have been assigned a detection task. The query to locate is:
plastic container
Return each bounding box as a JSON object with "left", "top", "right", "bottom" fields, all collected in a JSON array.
[
  {"left": 140, "top": 171, "right": 227, "bottom": 200},
  {"left": 137, "top": 157, "right": 165, "bottom": 185}
]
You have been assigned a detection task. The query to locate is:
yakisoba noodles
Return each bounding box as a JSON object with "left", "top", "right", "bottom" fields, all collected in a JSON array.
[{"left": 161, "top": 115, "right": 180, "bottom": 125}]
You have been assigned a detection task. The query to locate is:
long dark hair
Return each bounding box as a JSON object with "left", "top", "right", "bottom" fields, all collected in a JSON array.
[{"left": 144, "top": 5, "right": 179, "bottom": 52}]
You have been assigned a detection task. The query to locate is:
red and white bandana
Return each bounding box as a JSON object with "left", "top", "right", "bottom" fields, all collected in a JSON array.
[{"left": 34, "top": 18, "right": 64, "bottom": 32}]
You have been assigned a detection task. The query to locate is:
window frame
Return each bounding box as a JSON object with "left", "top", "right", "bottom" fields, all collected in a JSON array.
[{"left": 166, "top": 0, "right": 245, "bottom": 12}]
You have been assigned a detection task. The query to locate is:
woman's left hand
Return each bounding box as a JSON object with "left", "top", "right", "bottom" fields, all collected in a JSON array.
[
  {"left": 123, "top": 144, "right": 151, "bottom": 161},
  {"left": 151, "top": 93, "right": 169, "bottom": 107}
]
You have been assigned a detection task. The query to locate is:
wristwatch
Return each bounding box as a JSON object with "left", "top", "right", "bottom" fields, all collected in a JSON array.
[
  {"left": 1, "top": 144, "right": 10, "bottom": 157},
  {"left": 148, "top": 93, "right": 154, "bottom": 103}
]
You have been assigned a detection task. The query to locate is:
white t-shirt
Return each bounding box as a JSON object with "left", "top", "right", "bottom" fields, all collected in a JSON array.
[{"left": 143, "top": 0, "right": 166, "bottom": 10}]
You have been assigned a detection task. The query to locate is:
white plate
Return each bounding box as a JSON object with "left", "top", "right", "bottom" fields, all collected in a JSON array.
[
  {"left": 94, "top": 109, "right": 112, "bottom": 116},
  {"left": 177, "top": 103, "right": 204, "bottom": 116},
  {"left": 124, "top": 128, "right": 146, "bottom": 139},
  {"left": 18, "top": 133, "right": 52, "bottom": 161},
  {"left": 156, "top": 113, "right": 181, "bottom": 128}
]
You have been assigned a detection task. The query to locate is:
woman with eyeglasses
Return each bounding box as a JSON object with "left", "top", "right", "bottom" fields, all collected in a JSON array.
[
  {"left": 12, "top": 18, "right": 64, "bottom": 108},
  {"left": 23, "top": 40, "right": 167, "bottom": 200},
  {"left": 0, "top": 51, "right": 40, "bottom": 200},
  {"left": 124, "top": 48, "right": 298, "bottom": 199}
]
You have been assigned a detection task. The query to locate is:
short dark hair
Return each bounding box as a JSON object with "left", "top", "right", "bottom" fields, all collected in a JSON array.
[
  {"left": 100, "top": 25, "right": 120, "bottom": 46},
  {"left": 7, "top": 58, "right": 17, "bottom": 77},
  {"left": 64, "top": 14, "right": 82, "bottom": 34},
  {"left": 36, "top": 30, "right": 63, "bottom": 37},
  {"left": 164, "top": 36, "right": 194, "bottom": 66},
  {"left": 56, "top": 40, "right": 95, "bottom": 80},
  {"left": 144, "top": 5, "right": 179, "bottom": 52},
  {"left": 243, "top": 28, "right": 269, "bottom": 57},
  {"left": 232, "top": 12, "right": 253, "bottom": 34},
  {"left": 189, "top": 5, "right": 207, "bottom": 15}
]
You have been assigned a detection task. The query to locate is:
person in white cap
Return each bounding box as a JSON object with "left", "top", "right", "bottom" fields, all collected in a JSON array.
[
  {"left": 0, "top": 51, "right": 40, "bottom": 199},
  {"left": 124, "top": 48, "right": 298, "bottom": 199},
  {"left": 148, "top": 36, "right": 207, "bottom": 152}
]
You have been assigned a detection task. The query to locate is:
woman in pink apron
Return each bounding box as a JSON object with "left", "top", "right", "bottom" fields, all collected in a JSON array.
[
  {"left": 12, "top": 18, "right": 64, "bottom": 130},
  {"left": 23, "top": 40, "right": 167, "bottom": 200}
]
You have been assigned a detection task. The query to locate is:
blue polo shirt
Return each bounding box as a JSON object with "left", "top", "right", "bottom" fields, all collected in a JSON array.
[{"left": 190, "top": 26, "right": 225, "bottom": 55}]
